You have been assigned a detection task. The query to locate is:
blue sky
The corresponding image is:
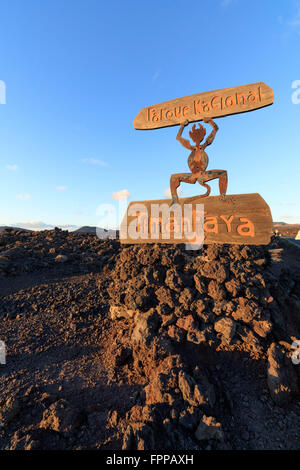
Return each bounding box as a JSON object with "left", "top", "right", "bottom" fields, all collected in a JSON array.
[{"left": 0, "top": 0, "right": 300, "bottom": 230}]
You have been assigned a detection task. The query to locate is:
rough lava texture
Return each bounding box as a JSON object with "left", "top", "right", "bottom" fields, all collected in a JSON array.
[{"left": 0, "top": 227, "right": 299, "bottom": 450}]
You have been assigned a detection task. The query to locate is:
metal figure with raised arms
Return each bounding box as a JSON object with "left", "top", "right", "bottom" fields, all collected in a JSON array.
[{"left": 170, "top": 118, "right": 228, "bottom": 205}]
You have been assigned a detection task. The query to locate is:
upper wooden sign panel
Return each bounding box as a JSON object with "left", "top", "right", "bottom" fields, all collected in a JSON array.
[{"left": 133, "top": 82, "right": 274, "bottom": 130}]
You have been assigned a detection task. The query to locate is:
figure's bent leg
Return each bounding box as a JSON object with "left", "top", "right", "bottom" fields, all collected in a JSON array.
[
  {"left": 170, "top": 172, "right": 197, "bottom": 204},
  {"left": 202, "top": 170, "right": 228, "bottom": 198}
]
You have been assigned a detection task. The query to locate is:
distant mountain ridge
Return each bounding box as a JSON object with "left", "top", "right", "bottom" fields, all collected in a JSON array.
[
  {"left": 74, "top": 226, "right": 118, "bottom": 238},
  {"left": 73, "top": 226, "right": 100, "bottom": 234},
  {"left": 0, "top": 226, "right": 32, "bottom": 233}
]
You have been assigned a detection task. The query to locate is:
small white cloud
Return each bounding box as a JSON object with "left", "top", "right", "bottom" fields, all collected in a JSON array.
[
  {"left": 16, "top": 193, "right": 30, "bottom": 200},
  {"left": 6, "top": 164, "right": 18, "bottom": 171},
  {"left": 277, "top": 201, "right": 296, "bottom": 206},
  {"left": 164, "top": 188, "right": 181, "bottom": 198},
  {"left": 59, "top": 224, "right": 79, "bottom": 231},
  {"left": 112, "top": 189, "right": 130, "bottom": 201},
  {"left": 12, "top": 221, "right": 79, "bottom": 231},
  {"left": 14, "top": 221, "right": 52, "bottom": 229},
  {"left": 82, "top": 158, "right": 108, "bottom": 167},
  {"left": 56, "top": 186, "right": 67, "bottom": 191},
  {"left": 75, "top": 210, "right": 82, "bottom": 215},
  {"left": 280, "top": 214, "right": 300, "bottom": 224}
]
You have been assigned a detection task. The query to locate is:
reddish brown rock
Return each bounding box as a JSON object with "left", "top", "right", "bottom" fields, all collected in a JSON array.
[
  {"left": 232, "top": 298, "right": 261, "bottom": 323},
  {"left": 208, "top": 279, "right": 226, "bottom": 301},
  {"left": 252, "top": 319, "right": 272, "bottom": 338},
  {"left": 267, "top": 342, "right": 299, "bottom": 406},
  {"left": 178, "top": 370, "right": 215, "bottom": 408},
  {"left": 144, "top": 372, "right": 176, "bottom": 406},
  {"left": 155, "top": 286, "right": 175, "bottom": 308},
  {"left": 195, "top": 415, "right": 224, "bottom": 441},
  {"left": 214, "top": 317, "right": 236, "bottom": 341},
  {"left": 167, "top": 325, "right": 186, "bottom": 342},
  {"left": 194, "top": 273, "right": 207, "bottom": 295},
  {"left": 237, "top": 325, "right": 262, "bottom": 351},
  {"left": 176, "top": 315, "right": 195, "bottom": 331},
  {"left": 122, "top": 422, "right": 155, "bottom": 450},
  {"left": 178, "top": 288, "right": 193, "bottom": 309},
  {"left": 200, "top": 261, "right": 227, "bottom": 284},
  {"left": 39, "top": 399, "right": 80, "bottom": 435},
  {"left": 165, "top": 268, "right": 183, "bottom": 292},
  {"left": 176, "top": 315, "right": 205, "bottom": 344},
  {"left": 109, "top": 304, "right": 136, "bottom": 320},
  {"left": 225, "top": 278, "right": 241, "bottom": 297},
  {"left": 132, "top": 309, "right": 160, "bottom": 345}
]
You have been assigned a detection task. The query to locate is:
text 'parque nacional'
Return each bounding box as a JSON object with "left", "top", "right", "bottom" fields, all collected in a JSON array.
[{"left": 133, "top": 82, "right": 274, "bottom": 130}]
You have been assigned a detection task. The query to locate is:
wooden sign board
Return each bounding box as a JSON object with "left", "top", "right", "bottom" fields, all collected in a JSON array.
[
  {"left": 120, "top": 193, "right": 273, "bottom": 245},
  {"left": 133, "top": 82, "right": 274, "bottom": 130}
]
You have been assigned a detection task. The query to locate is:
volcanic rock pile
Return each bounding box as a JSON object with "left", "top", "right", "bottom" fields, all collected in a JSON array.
[
  {"left": 0, "top": 227, "right": 120, "bottom": 276},
  {"left": 106, "top": 241, "right": 300, "bottom": 449}
]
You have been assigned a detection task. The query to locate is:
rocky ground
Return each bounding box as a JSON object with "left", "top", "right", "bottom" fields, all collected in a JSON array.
[{"left": 0, "top": 227, "right": 299, "bottom": 450}]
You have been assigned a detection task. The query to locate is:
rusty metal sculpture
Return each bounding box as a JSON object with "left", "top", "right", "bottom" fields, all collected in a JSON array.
[{"left": 170, "top": 118, "right": 228, "bottom": 205}]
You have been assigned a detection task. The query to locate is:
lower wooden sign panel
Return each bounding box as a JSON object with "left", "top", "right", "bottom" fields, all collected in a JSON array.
[{"left": 120, "top": 193, "right": 273, "bottom": 245}]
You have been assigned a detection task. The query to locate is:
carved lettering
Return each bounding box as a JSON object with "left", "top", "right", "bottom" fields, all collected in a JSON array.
[
  {"left": 220, "top": 215, "right": 234, "bottom": 232},
  {"left": 160, "top": 108, "right": 167, "bottom": 120},
  {"left": 237, "top": 217, "right": 255, "bottom": 237},
  {"left": 258, "top": 85, "right": 262, "bottom": 102},
  {"left": 174, "top": 106, "right": 181, "bottom": 118},
  {"left": 194, "top": 99, "right": 202, "bottom": 115},
  {"left": 225, "top": 95, "right": 234, "bottom": 108},
  {"left": 148, "top": 108, "right": 155, "bottom": 121},
  {"left": 182, "top": 105, "right": 190, "bottom": 116},
  {"left": 122, "top": 194, "right": 271, "bottom": 245},
  {"left": 142, "top": 213, "right": 257, "bottom": 239},
  {"left": 193, "top": 89, "right": 262, "bottom": 116},
  {"left": 204, "top": 216, "right": 218, "bottom": 234},
  {"left": 247, "top": 91, "right": 257, "bottom": 103},
  {"left": 211, "top": 96, "right": 221, "bottom": 110},
  {"left": 202, "top": 101, "right": 211, "bottom": 113},
  {"left": 135, "top": 82, "right": 273, "bottom": 129},
  {"left": 147, "top": 214, "right": 256, "bottom": 237},
  {"left": 236, "top": 92, "right": 246, "bottom": 105},
  {"left": 166, "top": 110, "right": 173, "bottom": 120}
]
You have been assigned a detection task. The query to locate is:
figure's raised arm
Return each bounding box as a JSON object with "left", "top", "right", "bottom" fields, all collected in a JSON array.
[
  {"left": 176, "top": 120, "right": 193, "bottom": 150},
  {"left": 202, "top": 117, "right": 219, "bottom": 148}
]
